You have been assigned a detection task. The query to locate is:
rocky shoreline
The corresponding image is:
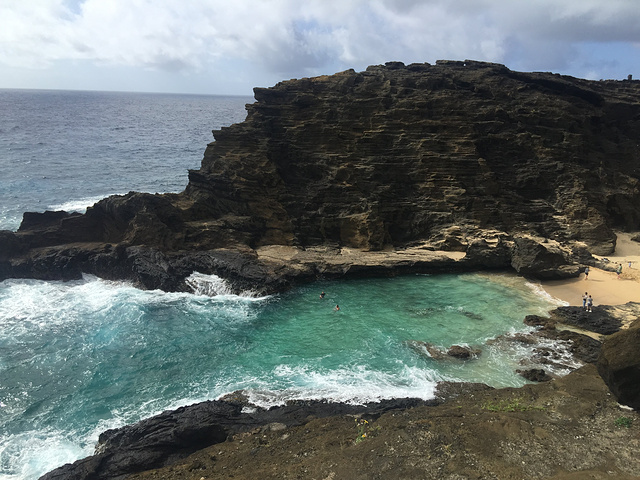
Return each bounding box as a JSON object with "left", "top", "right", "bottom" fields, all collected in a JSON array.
[
  {"left": 40, "top": 304, "right": 640, "bottom": 480},
  {"left": 2, "top": 60, "right": 639, "bottom": 478}
]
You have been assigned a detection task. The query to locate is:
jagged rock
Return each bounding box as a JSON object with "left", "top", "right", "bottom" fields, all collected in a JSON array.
[
  {"left": 523, "top": 314, "right": 557, "bottom": 330},
  {"left": 550, "top": 306, "right": 622, "bottom": 335},
  {"left": 517, "top": 368, "right": 553, "bottom": 382},
  {"left": 597, "top": 320, "right": 640, "bottom": 410},
  {"left": 447, "top": 345, "right": 481, "bottom": 359},
  {"left": 39, "top": 398, "right": 437, "bottom": 480},
  {"left": 554, "top": 330, "right": 602, "bottom": 364}
]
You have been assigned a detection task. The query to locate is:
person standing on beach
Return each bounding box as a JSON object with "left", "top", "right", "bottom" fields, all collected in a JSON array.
[
  {"left": 584, "top": 266, "right": 589, "bottom": 280},
  {"left": 587, "top": 295, "right": 593, "bottom": 312},
  {"left": 617, "top": 263, "right": 623, "bottom": 278},
  {"left": 582, "top": 292, "right": 588, "bottom": 309}
]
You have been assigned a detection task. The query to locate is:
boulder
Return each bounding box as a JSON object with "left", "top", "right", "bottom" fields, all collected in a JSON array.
[
  {"left": 517, "top": 368, "right": 553, "bottom": 382},
  {"left": 447, "top": 345, "right": 481, "bottom": 359},
  {"left": 597, "top": 320, "right": 640, "bottom": 410}
]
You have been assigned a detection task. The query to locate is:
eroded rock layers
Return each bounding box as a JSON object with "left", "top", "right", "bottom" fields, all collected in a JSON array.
[
  {"left": 1, "top": 60, "right": 640, "bottom": 290},
  {"left": 186, "top": 60, "right": 640, "bottom": 252}
]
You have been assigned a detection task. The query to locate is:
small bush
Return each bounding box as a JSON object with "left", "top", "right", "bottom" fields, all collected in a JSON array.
[{"left": 614, "top": 416, "right": 633, "bottom": 428}]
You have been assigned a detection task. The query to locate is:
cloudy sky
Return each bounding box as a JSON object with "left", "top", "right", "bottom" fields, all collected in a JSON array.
[{"left": 1, "top": 0, "right": 638, "bottom": 95}]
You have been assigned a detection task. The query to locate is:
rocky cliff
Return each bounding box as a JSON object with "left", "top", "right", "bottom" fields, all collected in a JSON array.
[{"left": 1, "top": 60, "right": 640, "bottom": 291}]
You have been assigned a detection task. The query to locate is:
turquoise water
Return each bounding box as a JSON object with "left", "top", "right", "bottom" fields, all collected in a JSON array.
[{"left": 0, "top": 271, "right": 568, "bottom": 479}]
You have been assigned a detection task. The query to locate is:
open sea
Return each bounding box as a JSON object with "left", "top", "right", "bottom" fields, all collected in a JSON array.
[{"left": 0, "top": 89, "right": 572, "bottom": 480}]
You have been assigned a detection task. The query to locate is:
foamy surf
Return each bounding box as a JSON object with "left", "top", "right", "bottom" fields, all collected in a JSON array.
[{"left": 47, "top": 194, "right": 125, "bottom": 214}]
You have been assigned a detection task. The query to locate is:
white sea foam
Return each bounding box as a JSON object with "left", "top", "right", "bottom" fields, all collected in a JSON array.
[
  {"left": 525, "top": 281, "right": 570, "bottom": 307},
  {"left": 185, "top": 272, "right": 267, "bottom": 300},
  {"left": 0, "top": 430, "right": 89, "bottom": 480},
  {"left": 48, "top": 194, "right": 125, "bottom": 213},
  {"left": 224, "top": 363, "right": 440, "bottom": 408}
]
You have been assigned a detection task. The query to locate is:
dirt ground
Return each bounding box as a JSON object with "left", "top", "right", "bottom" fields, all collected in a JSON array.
[{"left": 127, "top": 364, "right": 640, "bottom": 480}]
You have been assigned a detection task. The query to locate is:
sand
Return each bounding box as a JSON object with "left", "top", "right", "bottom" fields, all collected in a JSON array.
[{"left": 540, "top": 232, "right": 640, "bottom": 309}]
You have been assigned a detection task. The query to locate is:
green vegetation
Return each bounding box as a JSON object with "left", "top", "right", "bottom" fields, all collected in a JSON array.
[
  {"left": 614, "top": 416, "right": 633, "bottom": 428},
  {"left": 482, "top": 397, "right": 545, "bottom": 412},
  {"left": 354, "top": 418, "right": 381, "bottom": 444}
]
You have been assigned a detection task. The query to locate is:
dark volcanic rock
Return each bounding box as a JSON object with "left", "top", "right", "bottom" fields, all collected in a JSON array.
[
  {"left": 550, "top": 305, "right": 622, "bottom": 335},
  {"left": 39, "top": 398, "right": 436, "bottom": 480},
  {"left": 517, "top": 368, "right": 553, "bottom": 382},
  {"left": 3, "top": 60, "right": 640, "bottom": 289},
  {"left": 447, "top": 344, "right": 481, "bottom": 359},
  {"left": 554, "top": 330, "right": 603, "bottom": 364}
]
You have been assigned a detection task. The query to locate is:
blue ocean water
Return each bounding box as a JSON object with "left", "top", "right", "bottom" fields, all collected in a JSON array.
[
  {"left": 0, "top": 90, "right": 572, "bottom": 480},
  {"left": 0, "top": 89, "right": 251, "bottom": 231}
]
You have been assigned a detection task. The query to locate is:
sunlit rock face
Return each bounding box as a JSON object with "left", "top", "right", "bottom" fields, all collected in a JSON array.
[{"left": 186, "top": 60, "right": 640, "bottom": 254}]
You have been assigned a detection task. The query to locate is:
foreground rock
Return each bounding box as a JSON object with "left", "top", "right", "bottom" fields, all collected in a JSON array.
[
  {"left": 42, "top": 365, "right": 640, "bottom": 480},
  {"left": 40, "top": 398, "right": 436, "bottom": 480},
  {"left": 2, "top": 60, "right": 640, "bottom": 291},
  {"left": 598, "top": 318, "right": 640, "bottom": 410}
]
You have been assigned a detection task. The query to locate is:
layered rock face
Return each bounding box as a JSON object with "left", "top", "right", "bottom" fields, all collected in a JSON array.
[
  {"left": 186, "top": 60, "right": 640, "bottom": 253},
  {"left": 1, "top": 60, "right": 640, "bottom": 289}
]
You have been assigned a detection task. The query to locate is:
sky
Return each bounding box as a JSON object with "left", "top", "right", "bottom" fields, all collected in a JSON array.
[{"left": 0, "top": 0, "right": 638, "bottom": 96}]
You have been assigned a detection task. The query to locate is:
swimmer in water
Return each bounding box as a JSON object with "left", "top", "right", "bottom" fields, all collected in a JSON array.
[
  {"left": 320, "top": 291, "right": 325, "bottom": 299},
  {"left": 334, "top": 305, "right": 340, "bottom": 311}
]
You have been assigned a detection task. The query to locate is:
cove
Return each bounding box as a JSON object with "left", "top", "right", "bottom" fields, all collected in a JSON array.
[{"left": 0, "top": 271, "right": 569, "bottom": 479}]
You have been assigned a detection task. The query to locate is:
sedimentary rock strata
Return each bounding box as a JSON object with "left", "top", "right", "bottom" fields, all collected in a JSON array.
[{"left": 2, "top": 60, "right": 640, "bottom": 291}]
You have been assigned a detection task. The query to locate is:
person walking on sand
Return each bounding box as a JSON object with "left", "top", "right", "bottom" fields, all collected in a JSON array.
[
  {"left": 587, "top": 295, "right": 593, "bottom": 312},
  {"left": 582, "top": 292, "right": 588, "bottom": 310},
  {"left": 584, "top": 266, "right": 589, "bottom": 280},
  {"left": 617, "top": 263, "right": 623, "bottom": 279}
]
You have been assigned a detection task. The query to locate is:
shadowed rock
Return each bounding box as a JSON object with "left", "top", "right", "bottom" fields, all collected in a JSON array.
[{"left": 597, "top": 319, "right": 640, "bottom": 410}]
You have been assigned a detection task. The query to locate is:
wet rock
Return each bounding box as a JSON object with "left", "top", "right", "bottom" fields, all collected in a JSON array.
[
  {"left": 523, "top": 314, "right": 557, "bottom": 330},
  {"left": 553, "top": 330, "right": 602, "bottom": 364},
  {"left": 447, "top": 345, "right": 482, "bottom": 359},
  {"left": 517, "top": 368, "right": 553, "bottom": 382}
]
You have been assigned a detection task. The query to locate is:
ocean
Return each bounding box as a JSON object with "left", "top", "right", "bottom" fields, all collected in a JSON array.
[{"left": 0, "top": 89, "right": 572, "bottom": 480}]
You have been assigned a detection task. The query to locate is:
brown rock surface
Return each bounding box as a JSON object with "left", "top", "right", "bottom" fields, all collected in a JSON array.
[{"left": 597, "top": 318, "right": 640, "bottom": 410}]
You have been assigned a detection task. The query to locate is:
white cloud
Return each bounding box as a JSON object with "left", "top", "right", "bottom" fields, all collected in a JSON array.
[{"left": 0, "top": 0, "right": 638, "bottom": 93}]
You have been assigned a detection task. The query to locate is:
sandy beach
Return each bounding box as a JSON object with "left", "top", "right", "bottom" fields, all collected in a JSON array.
[{"left": 540, "top": 232, "right": 640, "bottom": 309}]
